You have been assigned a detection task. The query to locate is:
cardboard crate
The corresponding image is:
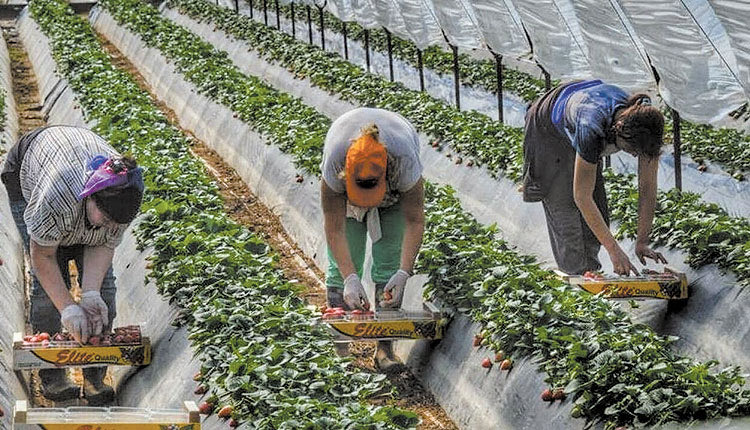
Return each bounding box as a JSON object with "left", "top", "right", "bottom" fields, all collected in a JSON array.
[
  {"left": 322, "top": 303, "right": 447, "bottom": 341},
  {"left": 13, "top": 332, "right": 151, "bottom": 370},
  {"left": 556, "top": 267, "right": 688, "bottom": 300},
  {"left": 13, "top": 400, "right": 200, "bottom": 429}
]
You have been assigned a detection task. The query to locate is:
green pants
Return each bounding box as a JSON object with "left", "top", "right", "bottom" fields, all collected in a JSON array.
[{"left": 326, "top": 202, "right": 405, "bottom": 288}]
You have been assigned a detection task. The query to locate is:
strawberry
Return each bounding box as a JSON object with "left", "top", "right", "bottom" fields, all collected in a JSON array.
[
  {"left": 541, "top": 389, "right": 554, "bottom": 402},
  {"left": 198, "top": 402, "right": 214, "bottom": 415},
  {"left": 194, "top": 385, "right": 207, "bottom": 395},
  {"left": 494, "top": 351, "right": 504, "bottom": 362},
  {"left": 229, "top": 418, "right": 240, "bottom": 428},
  {"left": 500, "top": 359, "right": 512, "bottom": 370},
  {"left": 88, "top": 336, "right": 100, "bottom": 346},
  {"left": 193, "top": 372, "right": 202, "bottom": 381},
  {"left": 295, "top": 175, "right": 304, "bottom": 183},
  {"left": 472, "top": 334, "right": 483, "bottom": 347},
  {"left": 29, "top": 335, "right": 41, "bottom": 343},
  {"left": 38, "top": 332, "right": 50, "bottom": 341},
  {"left": 351, "top": 309, "right": 363, "bottom": 315},
  {"left": 552, "top": 388, "right": 565, "bottom": 400},
  {"left": 481, "top": 358, "right": 492, "bottom": 369},
  {"left": 23, "top": 335, "right": 33, "bottom": 342},
  {"left": 218, "top": 405, "right": 233, "bottom": 419}
]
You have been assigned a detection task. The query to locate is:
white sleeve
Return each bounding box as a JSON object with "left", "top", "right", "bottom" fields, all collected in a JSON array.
[{"left": 395, "top": 122, "right": 423, "bottom": 192}]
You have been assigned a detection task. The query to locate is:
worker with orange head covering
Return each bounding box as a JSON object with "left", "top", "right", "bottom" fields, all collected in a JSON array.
[{"left": 321, "top": 107, "right": 424, "bottom": 370}]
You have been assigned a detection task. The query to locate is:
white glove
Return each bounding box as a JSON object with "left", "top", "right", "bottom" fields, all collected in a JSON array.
[
  {"left": 61, "top": 304, "right": 90, "bottom": 343},
  {"left": 343, "top": 273, "right": 370, "bottom": 310},
  {"left": 80, "top": 290, "right": 109, "bottom": 335},
  {"left": 381, "top": 269, "right": 409, "bottom": 308}
]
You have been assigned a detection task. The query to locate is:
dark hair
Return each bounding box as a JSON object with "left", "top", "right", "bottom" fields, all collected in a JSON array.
[
  {"left": 613, "top": 94, "right": 664, "bottom": 158},
  {"left": 92, "top": 155, "right": 143, "bottom": 224}
]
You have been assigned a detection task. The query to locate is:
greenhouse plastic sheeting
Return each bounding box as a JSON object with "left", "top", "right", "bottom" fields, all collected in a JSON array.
[
  {"left": 368, "top": 0, "right": 412, "bottom": 42},
  {"left": 428, "top": 0, "right": 484, "bottom": 49},
  {"left": 511, "top": 0, "right": 592, "bottom": 79},
  {"left": 389, "top": 0, "right": 444, "bottom": 50},
  {"left": 327, "top": 0, "right": 355, "bottom": 22},
  {"left": 570, "top": 0, "right": 655, "bottom": 92},
  {"left": 468, "top": 0, "right": 531, "bottom": 58},
  {"left": 618, "top": 0, "right": 747, "bottom": 124},
  {"left": 708, "top": 0, "right": 750, "bottom": 99}
]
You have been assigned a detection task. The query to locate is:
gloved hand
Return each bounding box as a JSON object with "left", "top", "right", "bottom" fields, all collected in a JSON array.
[
  {"left": 61, "top": 304, "right": 90, "bottom": 343},
  {"left": 343, "top": 273, "right": 370, "bottom": 310},
  {"left": 380, "top": 269, "right": 409, "bottom": 308},
  {"left": 80, "top": 290, "right": 109, "bottom": 335}
]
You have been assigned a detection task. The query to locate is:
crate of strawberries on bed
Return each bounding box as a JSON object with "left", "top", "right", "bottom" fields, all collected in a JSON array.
[{"left": 13, "top": 325, "right": 151, "bottom": 369}]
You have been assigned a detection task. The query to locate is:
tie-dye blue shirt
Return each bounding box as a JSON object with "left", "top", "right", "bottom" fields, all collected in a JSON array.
[{"left": 551, "top": 80, "right": 629, "bottom": 164}]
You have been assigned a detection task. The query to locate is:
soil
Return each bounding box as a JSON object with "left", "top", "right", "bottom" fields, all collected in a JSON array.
[{"left": 94, "top": 25, "right": 457, "bottom": 430}]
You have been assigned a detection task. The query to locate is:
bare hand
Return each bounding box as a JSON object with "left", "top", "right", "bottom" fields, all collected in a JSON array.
[
  {"left": 608, "top": 246, "right": 639, "bottom": 276},
  {"left": 635, "top": 243, "right": 667, "bottom": 266}
]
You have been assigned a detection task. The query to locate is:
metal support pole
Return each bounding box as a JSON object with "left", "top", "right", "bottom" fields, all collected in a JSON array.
[
  {"left": 275, "top": 0, "right": 280, "bottom": 30},
  {"left": 451, "top": 44, "right": 460, "bottom": 110},
  {"left": 249, "top": 0, "right": 253, "bottom": 18},
  {"left": 342, "top": 22, "right": 348, "bottom": 59},
  {"left": 306, "top": 5, "right": 313, "bottom": 44},
  {"left": 262, "top": 0, "right": 268, "bottom": 25},
  {"left": 417, "top": 49, "right": 425, "bottom": 92},
  {"left": 290, "top": 2, "right": 296, "bottom": 37},
  {"left": 493, "top": 52, "right": 504, "bottom": 123},
  {"left": 317, "top": 5, "right": 325, "bottom": 51},
  {"left": 543, "top": 69, "right": 551, "bottom": 91},
  {"left": 672, "top": 108, "right": 683, "bottom": 191},
  {"left": 385, "top": 29, "right": 394, "bottom": 82},
  {"left": 234, "top": 0, "right": 238, "bottom": 13},
  {"left": 364, "top": 29, "right": 371, "bottom": 72},
  {"left": 605, "top": 156, "right": 611, "bottom": 169}
]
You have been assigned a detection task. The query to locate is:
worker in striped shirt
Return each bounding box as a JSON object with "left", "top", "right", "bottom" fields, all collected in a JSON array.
[{"left": 1, "top": 126, "right": 144, "bottom": 405}]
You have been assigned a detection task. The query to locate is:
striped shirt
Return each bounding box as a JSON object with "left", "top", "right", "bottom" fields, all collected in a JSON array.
[{"left": 19, "top": 126, "right": 126, "bottom": 249}]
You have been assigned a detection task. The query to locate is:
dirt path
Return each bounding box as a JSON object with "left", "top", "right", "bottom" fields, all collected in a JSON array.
[{"left": 93, "top": 25, "right": 457, "bottom": 430}]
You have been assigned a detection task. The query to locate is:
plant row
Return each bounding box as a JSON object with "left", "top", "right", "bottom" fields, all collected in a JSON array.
[
  {"left": 28, "top": 0, "right": 417, "bottom": 427},
  {"left": 255, "top": 0, "right": 548, "bottom": 103},
  {"left": 247, "top": 0, "right": 750, "bottom": 178},
  {"left": 96, "top": 0, "right": 750, "bottom": 426},
  {"left": 164, "top": 0, "right": 750, "bottom": 287}
]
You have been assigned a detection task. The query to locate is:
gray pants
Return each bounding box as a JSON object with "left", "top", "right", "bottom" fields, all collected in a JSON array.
[
  {"left": 541, "top": 160, "right": 609, "bottom": 275},
  {"left": 9, "top": 199, "right": 117, "bottom": 334}
]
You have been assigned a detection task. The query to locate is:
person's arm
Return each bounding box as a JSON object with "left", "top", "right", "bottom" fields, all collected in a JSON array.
[
  {"left": 81, "top": 245, "right": 114, "bottom": 293},
  {"left": 573, "top": 155, "right": 638, "bottom": 275},
  {"left": 30, "top": 241, "right": 75, "bottom": 311},
  {"left": 635, "top": 156, "right": 667, "bottom": 265},
  {"left": 321, "top": 181, "right": 355, "bottom": 279},
  {"left": 398, "top": 177, "right": 425, "bottom": 273}
]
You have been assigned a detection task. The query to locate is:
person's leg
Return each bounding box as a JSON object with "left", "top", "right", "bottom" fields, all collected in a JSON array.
[
  {"left": 325, "top": 216, "right": 368, "bottom": 306},
  {"left": 371, "top": 204, "right": 406, "bottom": 371},
  {"left": 79, "top": 252, "right": 117, "bottom": 405},
  {"left": 325, "top": 217, "right": 367, "bottom": 356},
  {"left": 29, "top": 243, "right": 80, "bottom": 401},
  {"left": 541, "top": 159, "right": 597, "bottom": 275}
]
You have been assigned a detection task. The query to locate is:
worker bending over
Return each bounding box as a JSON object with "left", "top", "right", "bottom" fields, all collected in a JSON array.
[
  {"left": 522, "top": 80, "right": 667, "bottom": 276},
  {"left": 321, "top": 107, "right": 424, "bottom": 370},
  {"left": 2, "top": 126, "right": 144, "bottom": 404}
]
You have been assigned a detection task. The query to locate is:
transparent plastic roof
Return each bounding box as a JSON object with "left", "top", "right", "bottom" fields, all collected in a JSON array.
[
  {"left": 571, "top": 0, "right": 655, "bottom": 92},
  {"left": 511, "top": 0, "right": 592, "bottom": 79},
  {"left": 318, "top": 0, "right": 749, "bottom": 124},
  {"left": 468, "top": 0, "right": 531, "bottom": 57},
  {"left": 429, "top": 0, "right": 484, "bottom": 49},
  {"left": 619, "top": 0, "right": 747, "bottom": 123},
  {"left": 710, "top": 0, "right": 750, "bottom": 98}
]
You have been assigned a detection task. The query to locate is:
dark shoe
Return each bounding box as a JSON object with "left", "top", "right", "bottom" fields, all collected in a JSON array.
[
  {"left": 83, "top": 367, "right": 115, "bottom": 406},
  {"left": 39, "top": 369, "right": 80, "bottom": 401},
  {"left": 375, "top": 341, "right": 403, "bottom": 373}
]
